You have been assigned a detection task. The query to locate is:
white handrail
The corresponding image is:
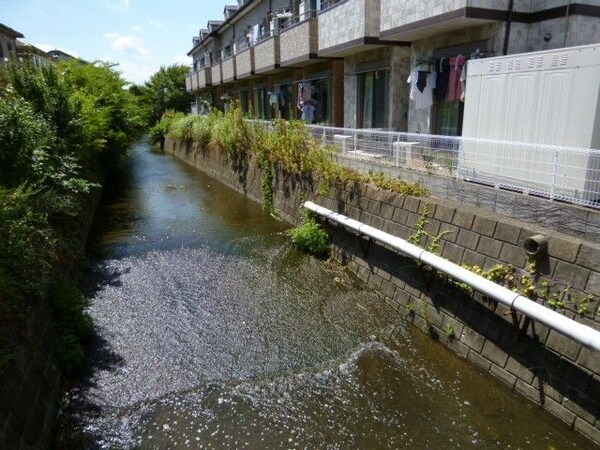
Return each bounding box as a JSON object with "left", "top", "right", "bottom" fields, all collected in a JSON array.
[{"left": 303, "top": 201, "right": 600, "bottom": 351}]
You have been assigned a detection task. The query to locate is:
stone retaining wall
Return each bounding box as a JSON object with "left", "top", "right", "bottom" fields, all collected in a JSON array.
[
  {"left": 165, "top": 137, "right": 600, "bottom": 445},
  {"left": 0, "top": 189, "right": 102, "bottom": 449}
]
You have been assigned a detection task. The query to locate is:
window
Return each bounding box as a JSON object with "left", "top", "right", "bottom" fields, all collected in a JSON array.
[
  {"left": 295, "top": 78, "right": 330, "bottom": 124},
  {"left": 253, "top": 87, "right": 269, "bottom": 119},
  {"left": 239, "top": 90, "right": 249, "bottom": 113},
  {"left": 0, "top": 43, "right": 4, "bottom": 59},
  {"left": 358, "top": 70, "right": 388, "bottom": 129}
]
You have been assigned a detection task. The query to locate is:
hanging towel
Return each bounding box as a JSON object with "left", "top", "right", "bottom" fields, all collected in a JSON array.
[
  {"left": 459, "top": 62, "right": 467, "bottom": 102},
  {"left": 416, "top": 70, "right": 428, "bottom": 93},
  {"left": 447, "top": 54, "right": 466, "bottom": 102},
  {"left": 434, "top": 58, "right": 450, "bottom": 101}
]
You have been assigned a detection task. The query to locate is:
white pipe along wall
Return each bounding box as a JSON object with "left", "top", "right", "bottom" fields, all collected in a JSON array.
[{"left": 303, "top": 201, "right": 600, "bottom": 351}]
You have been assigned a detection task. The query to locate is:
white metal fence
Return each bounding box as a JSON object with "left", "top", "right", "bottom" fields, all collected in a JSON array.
[
  {"left": 314, "top": 124, "right": 600, "bottom": 208},
  {"left": 247, "top": 120, "right": 600, "bottom": 208}
]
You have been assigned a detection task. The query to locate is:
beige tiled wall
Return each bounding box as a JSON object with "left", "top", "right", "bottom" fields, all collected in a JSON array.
[
  {"left": 280, "top": 18, "right": 318, "bottom": 65},
  {"left": 254, "top": 36, "right": 280, "bottom": 72},
  {"left": 319, "top": 0, "right": 380, "bottom": 52}
]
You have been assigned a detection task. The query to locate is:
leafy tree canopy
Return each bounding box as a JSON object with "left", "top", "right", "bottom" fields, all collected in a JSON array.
[{"left": 135, "top": 64, "right": 193, "bottom": 126}]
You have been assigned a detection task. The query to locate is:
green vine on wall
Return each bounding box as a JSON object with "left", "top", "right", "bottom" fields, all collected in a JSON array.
[{"left": 408, "top": 206, "right": 599, "bottom": 319}]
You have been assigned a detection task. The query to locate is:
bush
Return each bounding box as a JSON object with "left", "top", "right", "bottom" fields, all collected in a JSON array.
[
  {"left": 190, "top": 115, "right": 212, "bottom": 148},
  {"left": 210, "top": 106, "right": 251, "bottom": 155},
  {"left": 168, "top": 114, "right": 197, "bottom": 140},
  {"left": 149, "top": 110, "right": 185, "bottom": 145},
  {"left": 0, "top": 61, "right": 143, "bottom": 377},
  {"left": 51, "top": 280, "right": 93, "bottom": 374},
  {"left": 287, "top": 213, "right": 330, "bottom": 257}
]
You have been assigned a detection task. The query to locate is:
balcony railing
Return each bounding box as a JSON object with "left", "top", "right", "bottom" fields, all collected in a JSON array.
[
  {"left": 280, "top": 11, "right": 319, "bottom": 67},
  {"left": 197, "top": 66, "right": 212, "bottom": 88},
  {"left": 211, "top": 59, "right": 222, "bottom": 86},
  {"left": 254, "top": 30, "right": 280, "bottom": 73},
  {"left": 221, "top": 55, "right": 236, "bottom": 83},
  {"left": 234, "top": 36, "right": 254, "bottom": 79}
]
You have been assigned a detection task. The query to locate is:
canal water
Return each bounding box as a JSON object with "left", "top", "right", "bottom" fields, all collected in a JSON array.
[{"left": 57, "top": 140, "right": 595, "bottom": 449}]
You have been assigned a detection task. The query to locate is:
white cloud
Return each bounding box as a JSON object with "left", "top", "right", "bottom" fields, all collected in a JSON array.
[
  {"left": 133, "top": 25, "right": 143, "bottom": 33},
  {"left": 103, "top": 0, "right": 131, "bottom": 11},
  {"left": 149, "top": 20, "right": 165, "bottom": 28},
  {"left": 115, "top": 62, "right": 156, "bottom": 85},
  {"left": 103, "top": 32, "right": 150, "bottom": 58},
  {"left": 172, "top": 55, "right": 191, "bottom": 66}
]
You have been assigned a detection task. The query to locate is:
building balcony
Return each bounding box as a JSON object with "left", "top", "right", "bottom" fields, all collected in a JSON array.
[
  {"left": 280, "top": 14, "right": 319, "bottom": 67},
  {"left": 318, "top": 0, "right": 382, "bottom": 57},
  {"left": 235, "top": 46, "right": 255, "bottom": 79},
  {"left": 191, "top": 72, "right": 199, "bottom": 91},
  {"left": 254, "top": 33, "right": 280, "bottom": 74},
  {"left": 185, "top": 73, "right": 193, "bottom": 93},
  {"left": 186, "top": 71, "right": 202, "bottom": 92},
  {"left": 197, "top": 67, "right": 212, "bottom": 88},
  {"left": 380, "top": 0, "right": 516, "bottom": 42},
  {"left": 221, "top": 56, "right": 236, "bottom": 83},
  {"left": 211, "top": 62, "right": 222, "bottom": 86}
]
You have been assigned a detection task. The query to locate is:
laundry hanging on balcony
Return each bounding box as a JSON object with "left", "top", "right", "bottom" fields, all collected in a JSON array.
[
  {"left": 407, "top": 69, "right": 436, "bottom": 109},
  {"left": 446, "top": 55, "right": 467, "bottom": 102}
]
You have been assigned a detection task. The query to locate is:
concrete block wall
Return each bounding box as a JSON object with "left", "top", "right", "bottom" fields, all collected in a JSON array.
[
  {"left": 0, "top": 299, "right": 61, "bottom": 449},
  {"left": 164, "top": 137, "right": 600, "bottom": 445},
  {"left": 0, "top": 188, "right": 101, "bottom": 450}
]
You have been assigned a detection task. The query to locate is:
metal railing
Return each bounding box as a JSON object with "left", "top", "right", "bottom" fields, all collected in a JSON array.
[
  {"left": 280, "top": 10, "right": 317, "bottom": 30},
  {"left": 248, "top": 120, "right": 600, "bottom": 209}
]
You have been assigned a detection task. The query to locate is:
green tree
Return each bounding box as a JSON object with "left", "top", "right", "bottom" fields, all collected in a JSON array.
[
  {"left": 143, "top": 64, "right": 192, "bottom": 126},
  {"left": 0, "top": 60, "right": 145, "bottom": 373}
]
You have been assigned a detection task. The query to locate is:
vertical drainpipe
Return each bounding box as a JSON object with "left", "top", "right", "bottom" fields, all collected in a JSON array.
[
  {"left": 502, "top": 0, "right": 515, "bottom": 55},
  {"left": 564, "top": 0, "right": 572, "bottom": 47}
]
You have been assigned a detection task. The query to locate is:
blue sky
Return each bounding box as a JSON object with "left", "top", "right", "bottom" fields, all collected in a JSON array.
[{"left": 1, "top": 0, "right": 227, "bottom": 85}]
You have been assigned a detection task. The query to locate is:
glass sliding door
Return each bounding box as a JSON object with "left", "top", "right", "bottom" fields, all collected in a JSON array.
[{"left": 358, "top": 70, "right": 388, "bottom": 129}]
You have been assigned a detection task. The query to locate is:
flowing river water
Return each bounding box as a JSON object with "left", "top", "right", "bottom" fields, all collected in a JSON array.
[{"left": 57, "top": 140, "right": 596, "bottom": 449}]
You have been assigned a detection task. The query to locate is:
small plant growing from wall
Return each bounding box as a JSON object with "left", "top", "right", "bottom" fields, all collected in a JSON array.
[
  {"left": 409, "top": 203, "right": 454, "bottom": 254},
  {"left": 406, "top": 301, "right": 415, "bottom": 317},
  {"left": 444, "top": 324, "right": 456, "bottom": 339},
  {"left": 287, "top": 211, "right": 330, "bottom": 258}
]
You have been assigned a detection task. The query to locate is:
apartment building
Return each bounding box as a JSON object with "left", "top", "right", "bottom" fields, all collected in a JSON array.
[
  {"left": 0, "top": 23, "right": 24, "bottom": 65},
  {"left": 16, "top": 40, "right": 52, "bottom": 68},
  {"left": 186, "top": 0, "right": 600, "bottom": 135}
]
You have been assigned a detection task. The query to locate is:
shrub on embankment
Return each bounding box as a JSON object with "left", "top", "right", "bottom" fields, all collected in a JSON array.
[
  {"left": 0, "top": 61, "right": 144, "bottom": 375},
  {"left": 152, "top": 106, "right": 428, "bottom": 199},
  {"left": 154, "top": 107, "right": 426, "bottom": 255}
]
